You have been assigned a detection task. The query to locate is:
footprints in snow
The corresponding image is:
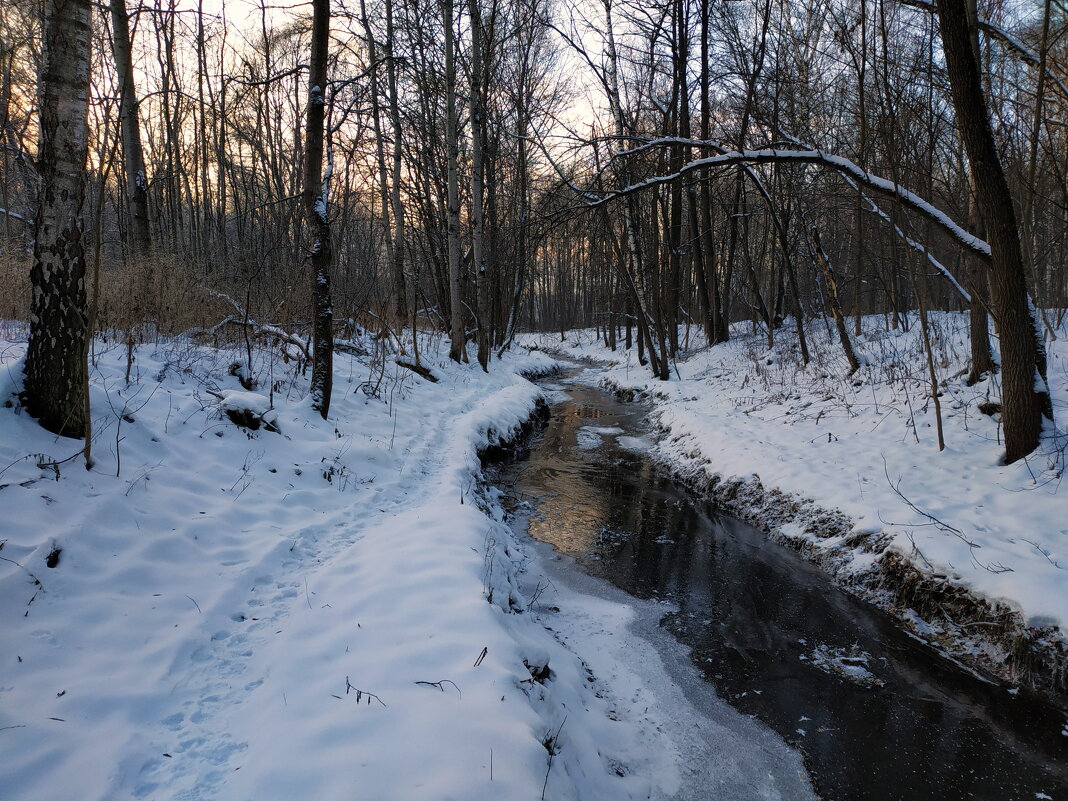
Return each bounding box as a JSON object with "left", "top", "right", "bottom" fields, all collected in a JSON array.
[{"left": 138, "top": 576, "right": 304, "bottom": 793}]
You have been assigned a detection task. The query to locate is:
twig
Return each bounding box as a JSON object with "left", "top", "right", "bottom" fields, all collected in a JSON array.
[
  {"left": 185, "top": 594, "right": 201, "bottom": 613},
  {"left": 541, "top": 716, "right": 567, "bottom": 801},
  {"left": 1020, "top": 538, "right": 1061, "bottom": 569},
  {"left": 882, "top": 456, "right": 1013, "bottom": 574},
  {"left": 414, "top": 679, "right": 462, "bottom": 697},
  {"left": 344, "top": 676, "right": 386, "bottom": 707}
]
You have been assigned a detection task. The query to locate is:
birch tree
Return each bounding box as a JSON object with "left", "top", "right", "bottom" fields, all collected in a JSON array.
[{"left": 23, "top": 0, "right": 92, "bottom": 437}]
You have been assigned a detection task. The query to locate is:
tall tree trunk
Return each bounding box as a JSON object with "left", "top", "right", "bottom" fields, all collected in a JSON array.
[
  {"left": 810, "top": 226, "right": 861, "bottom": 374},
  {"left": 936, "top": 0, "right": 1052, "bottom": 462},
  {"left": 24, "top": 0, "right": 91, "bottom": 437},
  {"left": 444, "top": 0, "right": 464, "bottom": 363},
  {"left": 603, "top": 0, "right": 663, "bottom": 378},
  {"left": 852, "top": 0, "right": 868, "bottom": 336},
  {"left": 385, "top": 0, "right": 407, "bottom": 326},
  {"left": 699, "top": 0, "right": 726, "bottom": 343},
  {"left": 1020, "top": 0, "right": 1055, "bottom": 341},
  {"left": 470, "top": 0, "right": 489, "bottom": 371},
  {"left": 965, "top": 173, "right": 996, "bottom": 384},
  {"left": 305, "top": 0, "right": 333, "bottom": 418},
  {"left": 359, "top": 0, "right": 396, "bottom": 320},
  {"left": 109, "top": 0, "right": 152, "bottom": 254}
]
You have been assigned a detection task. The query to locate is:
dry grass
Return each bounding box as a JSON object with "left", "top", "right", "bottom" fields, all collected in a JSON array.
[
  {"left": 0, "top": 250, "right": 308, "bottom": 342},
  {"left": 0, "top": 251, "right": 30, "bottom": 322}
]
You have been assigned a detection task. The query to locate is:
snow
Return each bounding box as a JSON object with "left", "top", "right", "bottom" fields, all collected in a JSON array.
[
  {"left": 3, "top": 330, "right": 786, "bottom": 801},
  {"left": 576, "top": 425, "right": 622, "bottom": 450},
  {"left": 590, "top": 144, "right": 989, "bottom": 259},
  {"left": 803, "top": 644, "right": 885, "bottom": 688},
  {"left": 512, "top": 537, "right": 817, "bottom": 801},
  {"left": 217, "top": 389, "right": 272, "bottom": 415},
  {"left": 522, "top": 313, "right": 1068, "bottom": 654}
]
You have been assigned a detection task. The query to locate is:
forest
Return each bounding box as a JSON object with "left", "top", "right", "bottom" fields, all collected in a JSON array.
[
  {"left": 2, "top": 0, "right": 1063, "bottom": 462},
  {"left": 3, "top": 2, "right": 1068, "bottom": 799}
]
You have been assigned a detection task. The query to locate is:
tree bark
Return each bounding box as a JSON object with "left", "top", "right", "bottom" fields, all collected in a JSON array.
[
  {"left": 23, "top": 0, "right": 92, "bottom": 438},
  {"left": 385, "top": 0, "right": 407, "bottom": 326},
  {"left": 305, "top": 0, "right": 333, "bottom": 418},
  {"left": 109, "top": 0, "right": 152, "bottom": 253},
  {"left": 444, "top": 0, "right": 464, "bottom": 363},
  {"left": 936, "top": 0, "right": 1052, "bottom": 462},
  {"left": 810, "top": 226, "right": 861, "bottom": 374},
  {"left": 469, "top": 0, "right": 489, "bottom": 371}
]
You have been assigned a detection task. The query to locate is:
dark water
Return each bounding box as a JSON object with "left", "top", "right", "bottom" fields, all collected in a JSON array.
[{"left": 496, "top": 374, "right": 1068, "bottom": 801}]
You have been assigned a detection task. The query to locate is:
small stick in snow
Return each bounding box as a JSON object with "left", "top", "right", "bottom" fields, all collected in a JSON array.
[
  {"left": 185, "top": 595, "right": 201, "bottom": 613},
  {"left": 344, "top": 676, "right": 386, "bottom": 707},
  {"left": 473, "top": 647, "right": 488, "bottom": 667},
  {"left": 541, "top": 716, "right": 567, "bottom": 801},
  {"left": 414, "top": 679, "right": 461, "bottom": 697}
]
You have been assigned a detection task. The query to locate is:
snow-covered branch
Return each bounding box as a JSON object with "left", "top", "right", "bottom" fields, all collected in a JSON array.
[
  {"left": 581, "top": 137, "right": 991, "bottom": 262},
  {"left": 843, "top": 176, "right": 971, "bottom": 303},
  {"left": 0, "top": 208, "right": 33, "bottom": 225},
  {"left": 895, "top": 0, "right": 1068, "bottom": 102}
]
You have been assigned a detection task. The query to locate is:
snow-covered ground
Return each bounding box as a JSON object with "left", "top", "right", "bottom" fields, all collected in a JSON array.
[
  {"left": 1, "top": 326, "right": 819, "bottom": 801},
  {"left": 522, "top": 313, "right": 1068, "bottom": 690}
]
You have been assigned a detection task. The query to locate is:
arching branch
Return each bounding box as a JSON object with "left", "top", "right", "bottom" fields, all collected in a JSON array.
[{"left": 581, "top": 137, "right": 991, "bottom": 262}]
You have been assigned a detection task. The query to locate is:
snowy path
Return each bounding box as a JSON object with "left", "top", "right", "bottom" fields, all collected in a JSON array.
[
  {"left": 123, "top": 391, "right": 469, "bottom": 798},
  {"left": 107, "top": 367, "right": 552, "bottom": 800}
]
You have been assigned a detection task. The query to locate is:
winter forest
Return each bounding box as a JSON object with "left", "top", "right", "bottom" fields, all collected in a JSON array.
[{"left": 2, "top": 0, "right": 1067, "bottom": 799}]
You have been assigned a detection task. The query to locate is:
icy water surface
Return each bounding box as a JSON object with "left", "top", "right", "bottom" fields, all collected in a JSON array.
[{"left": 496, "top": 371, "right": 1068, "bottom": 801}]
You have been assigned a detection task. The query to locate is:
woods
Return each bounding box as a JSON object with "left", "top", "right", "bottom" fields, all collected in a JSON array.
[
  {"left": 4, "top": 3, "right": 1068, "bottom": 796},
  {"left": 2, "top": 0, "right": 1065, "bottom": 461}
]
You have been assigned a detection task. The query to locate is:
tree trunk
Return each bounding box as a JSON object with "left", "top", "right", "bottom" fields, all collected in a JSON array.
[
  {"left": 385, "top": 0, "right": 407, "bottom": 326},
  {"left": 23, "top": 0, "right": 92, "bottom": 438},
  {"left": 305, "top": 0, "right": 333, "bottom": 418},
  {"left": 109, "top": 0, "right": 152, "bottom": 254},
  {"left": 810, "top": 226, "right": 861, "bottom": 374},
  {"left": 936, "top": 0, "right": 1052, "bottom": 462},
  {"left": 444, "top": 0, "right": 464, "bottom": 363},
  {"left": 470, "top": 0, "right": 489, "bottom": 371}
]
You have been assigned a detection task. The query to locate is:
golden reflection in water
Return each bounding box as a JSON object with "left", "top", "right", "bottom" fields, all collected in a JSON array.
[{"left": 516, "top": 393, "right": 659, "bottom": 557}]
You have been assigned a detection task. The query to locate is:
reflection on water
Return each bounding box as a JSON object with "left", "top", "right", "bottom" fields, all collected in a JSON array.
[{"left": 498, "top": 377, "right": 1068, "bottom": 801}]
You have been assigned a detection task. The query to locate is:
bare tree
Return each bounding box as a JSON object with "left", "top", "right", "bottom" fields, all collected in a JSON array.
[
  {"left": 936, "top": 0, "right": 1053, "bottom": 462},
  {"left": 108, "top": 0, "right": 151, "bottom": 253},
  {"left": 306, "top": 0, "right": 333, "bottom": 417},
  {"left": 444, "top": 0, "right": 465, "bottom": 363},
  {"left": 23, "top": 0, "right": 92, "bottom": 437}
]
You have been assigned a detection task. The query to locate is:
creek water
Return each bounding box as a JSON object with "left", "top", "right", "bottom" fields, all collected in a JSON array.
[{"left": 495, "top": 370, "right": 1068, "bottom": 801}]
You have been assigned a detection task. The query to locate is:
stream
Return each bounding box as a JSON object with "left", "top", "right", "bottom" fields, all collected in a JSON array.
[{"left": 495, "top": 368, "right": 1068, "bottom": 801}]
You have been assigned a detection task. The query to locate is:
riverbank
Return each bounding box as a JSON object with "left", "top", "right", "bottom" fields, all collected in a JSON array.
[
  {"left": 521, "top": 313, "right": 1068, "bottom": 706},
  {"left": 0, "top": 329, "right": 709, "bottom": 800},
  {"left": 497, "top": 369, "right": 1067, "bottom": 800}
]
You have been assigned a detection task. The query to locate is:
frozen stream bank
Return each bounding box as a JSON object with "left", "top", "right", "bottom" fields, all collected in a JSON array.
[{"left": 495, "top": 369, "right": 1068, "bottom": 801}]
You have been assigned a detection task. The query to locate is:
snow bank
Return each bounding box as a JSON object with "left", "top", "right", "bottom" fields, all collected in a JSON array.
[{"left": 0, "top": 333, "right": 689, "bottom": 800}]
